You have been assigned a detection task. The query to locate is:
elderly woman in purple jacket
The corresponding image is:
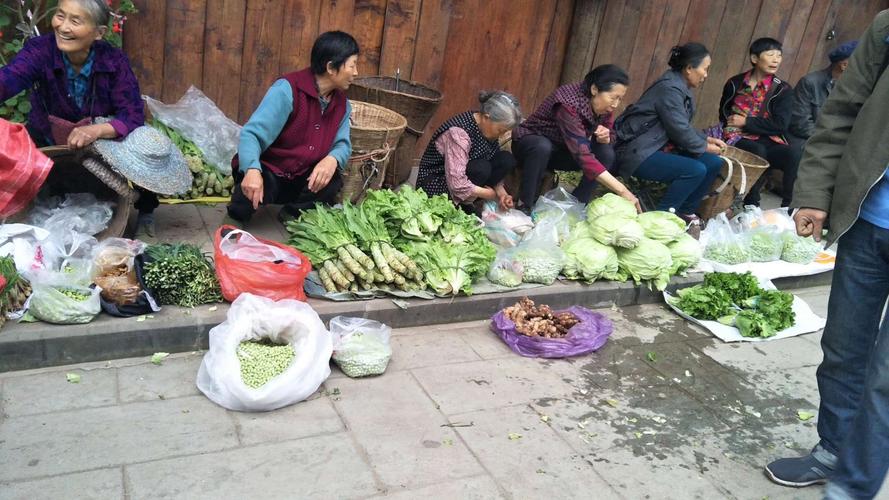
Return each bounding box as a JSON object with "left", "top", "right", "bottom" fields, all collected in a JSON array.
[{"left": 0, "top": 0, "right": 149, "bottom": 224}]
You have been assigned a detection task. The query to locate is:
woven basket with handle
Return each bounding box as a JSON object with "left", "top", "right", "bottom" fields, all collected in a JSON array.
[
  {"left": 339, "top": 101, "right": 407, "bottom": 203},
  {"left": 697, "top": 145, "right": 769, "bottom": 221}
]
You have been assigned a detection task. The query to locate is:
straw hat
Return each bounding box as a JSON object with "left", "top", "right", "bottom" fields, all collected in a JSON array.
[{"left": 91, "top": 126, "right": 192, "bottom": 196}]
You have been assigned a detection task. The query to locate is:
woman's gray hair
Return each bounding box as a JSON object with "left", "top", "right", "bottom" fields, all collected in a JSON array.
[
  {"left": 66, "top": 0, "right": 111, "bottom": 28},
  {"left": 478, "top": 90, "right": 522, "bottom": 128}
]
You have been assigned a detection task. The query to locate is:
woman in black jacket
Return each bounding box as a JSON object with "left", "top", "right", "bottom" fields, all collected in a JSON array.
[
  {"left": 614, "top": 43, "right": 726, "bottom": 226},
  {"left": 719, "top": 37, "right": 800, "bottom": 207}
]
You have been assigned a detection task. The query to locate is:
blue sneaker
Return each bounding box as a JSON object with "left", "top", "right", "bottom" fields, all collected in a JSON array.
[{"left": 764, "top": 445, "right": 836, "bottom": 487}]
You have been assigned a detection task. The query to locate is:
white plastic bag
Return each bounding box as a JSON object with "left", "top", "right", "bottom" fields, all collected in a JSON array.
[
  {"left": 329, "top": 316, "right": 392, "bottom": 378},
  {"left": 91, "top": 238, "right": 147, "bottom": 305},
  {"left": 28, "top": 265, "right": 101, "bottom": 324},
  {"left": 481, "top": 201, "right": 534, "bottom": 247},
  {"left": 488, "top": 247, "right": 524, "bottom": 287},
  {"left": 144, "top": 86, "right": 241, "bottom": 175},
  {"left": 702, "top": 213, "right": 749, "bottom": 265},
  {"left": 219, "top": 229, "right": 303, "bottom": 265},
  {"left": 196, "top": 293, "right": 332, "bottom": 412}
]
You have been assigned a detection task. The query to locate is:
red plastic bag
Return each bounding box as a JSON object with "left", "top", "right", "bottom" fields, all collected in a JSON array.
[
  {"left": 0, "top": 119, "right": 53, "bottom": 218},
  {"left": 214, "top": 225, "right": 311, "bottom": 302}
]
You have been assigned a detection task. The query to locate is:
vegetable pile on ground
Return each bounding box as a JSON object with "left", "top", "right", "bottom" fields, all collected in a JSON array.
[
  {"left": 502, "top": 297, "right": 580, "bottom": 338},
  {"left": 151, "top": 119, "right": 235, "bottom": 199},
  {"left": 702, "top": 209, "right": 825, "bottom": 266},
  {"left": 670, "top": 271, "right": 796, "bottom": 338},
  {"left": 0, "top": 257, "right": 31, "bottom": 330},
  {"left": 143, "top": 243, "right": 223, "bottom": 307},
  {"left": 237, "top": 339, "right": 295, "bottom": 389},
  {"left": 287, "top": 187, "right": 495, "bottom": 296}
]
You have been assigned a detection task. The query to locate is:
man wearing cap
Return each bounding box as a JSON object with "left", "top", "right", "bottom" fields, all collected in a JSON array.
[
  {"left": 789, "top": 41, "right": 858, "bottom": 142},
  {"left": 226, "top": 31, "right": 359, "bottom": 226}
]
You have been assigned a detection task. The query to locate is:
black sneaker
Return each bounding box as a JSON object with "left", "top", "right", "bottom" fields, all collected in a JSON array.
[{"left": 764, "top": 446, "right": 836, "bottom": 487}]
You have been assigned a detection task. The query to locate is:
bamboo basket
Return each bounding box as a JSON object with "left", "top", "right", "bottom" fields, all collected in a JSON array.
[
  {"left": 339, "top": 101, "right": 407, "bottom": 203},
  {"left": 697, "top": 145, "right": 769, "bottom": 221},
  {"left": 347, "top": 77, "right": 442, "bottom": 187}
]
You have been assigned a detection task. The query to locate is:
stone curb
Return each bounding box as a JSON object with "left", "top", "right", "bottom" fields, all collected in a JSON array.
[{"left": 0, "top": 271, "right": 832, "bottom": 372}]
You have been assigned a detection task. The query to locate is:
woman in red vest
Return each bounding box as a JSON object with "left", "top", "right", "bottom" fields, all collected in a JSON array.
[{"left": 227, "top": 31, "right": 359, "bottom": 225}]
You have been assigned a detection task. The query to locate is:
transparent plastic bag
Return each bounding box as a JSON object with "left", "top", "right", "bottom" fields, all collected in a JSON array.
[
  {"left": 196, "top": 293, "right": 332, "bottom": 412},
  {"left": 92, "top": 238, "right": 147, "bottom": 305},
  {"left": 28, "top": 267, "right": 101, "bottom": 324},
  {"left": 530, "top": 187, "right": 585, "bottom": 243},
  {"left": 745, "top": 225, "right": 785, "bottom": 262},
  {"left": 487, "top": 247, "right": 524, "bottom": 287},
  {"left": 329, "top": 316, "right": 392, "bottom": 378},
  {"left": 481, "top": 201, "right": 534, "bottom": 248},
  {"left": 781, "top": 232, "right": 824, "bottom": 264},
  {"left": 512, "top": 240, "right": 565, "bottom": 285},
  {"left": 702, "top": 213, "right": 749, "bottom": 265},
  {"left": 144, "top": 86, "right": 241, "bottom": 175}
]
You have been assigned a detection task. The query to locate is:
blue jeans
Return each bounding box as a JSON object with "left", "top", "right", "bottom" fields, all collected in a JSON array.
[
  {"left": 817, "top": 219, "right": 889, "bottom": 499},
  {"left": 632, "top": 151, "right": 723, "bottom": 214}
]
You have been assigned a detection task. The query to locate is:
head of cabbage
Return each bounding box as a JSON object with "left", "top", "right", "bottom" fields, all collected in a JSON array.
[
  {"left": 617, "top": 237, "right": 674, "bottom": 290},
  {"left": 586, "top": 193, "right": 638, "bottom": 220},
  {"left": 637, "top": 211, "right": 687, "bottom": 243},
  {"left": 667, "top": 233, "right": 702, "bottom": 275},
  {"left": 588, "top": 215, "right": 644, "bottom": 249},
  {"left": 561, "top": 226, "right": 620, "bottom": 282}
]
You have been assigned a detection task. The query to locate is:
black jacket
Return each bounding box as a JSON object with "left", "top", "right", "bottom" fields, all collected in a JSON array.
[
  {"left": 614, "top": 70, "right": 707, "bottom": 177},
  {"left": 789, "top": 68, "right": 833, "bottom": 139},
  {"left": 719, "top": 72, "right": 794, "bottom": 141}
]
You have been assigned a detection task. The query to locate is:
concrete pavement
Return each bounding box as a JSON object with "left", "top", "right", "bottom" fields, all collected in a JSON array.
[{"left": 2, "top": 285, "right": 886, "bottom": 500}]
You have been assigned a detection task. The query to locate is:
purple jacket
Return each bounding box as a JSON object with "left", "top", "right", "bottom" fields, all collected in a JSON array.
[{"left": 0, "top": 34, "right": 144, "bottom": 145}]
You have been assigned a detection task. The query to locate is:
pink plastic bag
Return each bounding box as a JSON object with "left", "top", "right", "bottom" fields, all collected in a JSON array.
[
  {"left": 490, "top": 306, "right": 613, "bottom": 358},
  {"left": 0, "top": 120, "right": 53, "bottom": 217}
]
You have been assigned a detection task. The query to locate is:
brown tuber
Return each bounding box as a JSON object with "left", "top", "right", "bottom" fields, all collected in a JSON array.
[{"left": 502, "top": 297, "right": 580, "bottom": 338}]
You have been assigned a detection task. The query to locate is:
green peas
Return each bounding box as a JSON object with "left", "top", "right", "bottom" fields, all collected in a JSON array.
[{"left": 237, "top": 340, "right": 296, "bottom": 389}]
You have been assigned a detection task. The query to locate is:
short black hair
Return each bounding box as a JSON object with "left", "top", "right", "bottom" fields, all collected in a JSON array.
[
  {"left": 310, "top": 31, "right": 360, "bottom": 75},
  {"left": 749, "top": 37, "right": 783, "bottom": 61},
  {"left": 668, "top": 43, "right": 710, "bottom": 71},
  {"left": 583, "top": 64, "right": 629, "bottom": 97}
]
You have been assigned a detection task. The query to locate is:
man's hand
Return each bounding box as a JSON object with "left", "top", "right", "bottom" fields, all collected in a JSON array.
[
  {"left": 308, "top": 156, "right": 338, "bottom": 193},
  {"left": 594, "top": 125, "right": 611, "bottom": 144},
  {"left": 241, "top": 169, "right": 264, "bottom": 210},
  {"left": 794, "top": 208, "right": 828, "bottom": 242}
]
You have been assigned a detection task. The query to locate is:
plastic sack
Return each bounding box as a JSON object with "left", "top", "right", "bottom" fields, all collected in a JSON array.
[
  {"left": 329, "top": 316, "right": 392, "bottom": 378},
  {"left": 98, "top": 254, "right": 161, "bottom": 317},
  {"left": 702, "top": 213, "right": 749, "bottom": 265},
  {"left": 481, "top": 201, "right": 534, "bottom": 248},
  {"left": 0, "top": 119, "right": 53, "bottom": 218},
  {"left": 214, "top": 226, "right": 312, "bottom": 302},
  {"left": 488, "top": 247, "right": 524, "bottom": 287},
  {"left": 745, "top": 225, "right": 785, "bottom": 262},
  {"left": 490, "top": 305, "right": 612, "bottom": 358},
  {"left": 530, "top": 187, "right": 585, "bottom": 242},
  {"left": 28, "top": 267, "right": 101, "bottom": 324},
  {"left": 512, "top": 235, "right": 564, "bottom": 285},
  {"left": 196, "top": 293, "right": 332, "bottom": 412},
  {"left": 91, "top": 238, "right": 148, "bottom": 306},
  {"left": 0, "top": 223, "right": 51, "bottom": 273},
  {"left": 144, "top": 86, "right": 241, "bottom": 175},
  {"left": 781, "top": 232, "right": 823, "bottom": 264}
]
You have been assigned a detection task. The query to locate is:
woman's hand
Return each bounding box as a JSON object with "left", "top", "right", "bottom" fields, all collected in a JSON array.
[
  {"left": 474, "top": 186, "right": 498, "bottom": 201},
  {"left": 726, "top": 113, "right": 747, "bottom": 128},
  {"left": 617, "top": 188, "right": 642, "bottom": 213},
  {"left": 594, "top": 125, "right": 611, "bottom": 144},
  {"left": 494, "top": 183, "right": 514, "bottom": 210},
  {"left": 66, "top": 123, "right": 115, "bottom": 149},
  {"left": 308, "top": 156, "right": 338, "bottom": 193},
  {"left": 241, "top": 169, "right": 265, "bottom": 209}
]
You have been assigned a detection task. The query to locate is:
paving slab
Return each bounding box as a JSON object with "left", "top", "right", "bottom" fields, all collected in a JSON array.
[
  {"left": 369, "top": 475, "right": 504, "bottom": 499},
  {"left": 232, "top": 394, "right": 344, "bottom": 446},
  {"left": 0, "top": 395, "right": 237, "bottom": 481},
  {"left": 0, "top": 365, "right": 117, "bottom": 417},
  {"left": 0, "top": 468, "right": 123, "bottom": 500},
  {"left": 124, "top": 434, "right": 379, "bottom": 500},
  {"left": 451, "top": 404, "right": 622, "bottom": 499},
  {"left": 117, "top": 353, "right": 203, "bottom": 403}
]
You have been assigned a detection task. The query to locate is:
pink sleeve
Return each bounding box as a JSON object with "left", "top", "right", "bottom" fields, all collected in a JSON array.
[{"left": 435, "top": 127, "right": 477, "bottom": 203}]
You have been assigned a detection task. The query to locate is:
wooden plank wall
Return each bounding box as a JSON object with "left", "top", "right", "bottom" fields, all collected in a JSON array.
[
  {"left": 561, "top": 0, "right": 889, "bottom": 128},
  {"left": 124, "top": 0, "right": 575, "bottom": 134}
]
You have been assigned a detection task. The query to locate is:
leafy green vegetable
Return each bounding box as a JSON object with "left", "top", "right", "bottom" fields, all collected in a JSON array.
[
  {"left": 742, "top": 290, "right": 795, "bottom": 331},
  {"left": 407, "top": 242, "right": 489, "bottom": 295},
  {"left": 667, "top": 233, "right": 702, "bottom": 275},
  {"left": 616, "top": 237, "right": 674, "bottom": 290},
  {"left": 703, "top": 272, "right": 763, "bottom": 305},
  {"left": 674, "top": 284, "right": 734, "bottom": 320},
  {"left": 734, "top": 309, "right": 777, "bottom": 338},
  {"left": 637, "top": 211, "right": 687, "bottom": 243},
  {"left": 561, "top": 222, "right": 620, "bottom": 282},
  {"left": 587, "top": 193, "right": 638, "bottom": 220},
  {"left": 143, "top": 243, "right": 223, "bottom": 307},
  {"left": 781, "top": 232, "right": 822, "bottom": 264},
  {"left": 589, "top": 215, "right": 645, "bottom": 249},
  {"left": 797, "top": 410, "right": 816, "bottom": 421},
  {"left": 362, "top": 187, "right": 445, "bottom": 241}
]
